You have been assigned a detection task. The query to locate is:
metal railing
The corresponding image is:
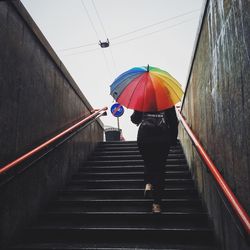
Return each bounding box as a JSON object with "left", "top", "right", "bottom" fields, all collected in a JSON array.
[
  {"left": 0, "top": 107, "right": 108, "bottom": 175},
  {"left": 176, "top": 108, "right": 250, "bottom": 236}
]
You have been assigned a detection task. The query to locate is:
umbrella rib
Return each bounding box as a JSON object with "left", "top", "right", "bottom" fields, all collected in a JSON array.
[
  {"left": 110, "top": 71, "right": 143, "bottom": 99},
  {"left": 145, "top": 73, "right": 157, "bottom": 112},
  {"left": 141, "top": 74, "right": 148, "bottom": 112},
  {"left": 127, "top": 74, "right": 147, "bottom": 109},
  {"left": 153, "top": 73, "right": 183, "bottom": 100},
  {"left": 155, "top": 71, "right": 182, "bottom": 90}
]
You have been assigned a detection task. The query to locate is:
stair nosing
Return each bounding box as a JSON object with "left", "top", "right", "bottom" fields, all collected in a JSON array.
[
  {"left": 62, "top": 188, "right": 196, "bottom": 191},
  {"left": 27, "top": 225, "right": 213, "bottom": 231},
  {"left": 76, "top": 171, "right": 190, "bottom": 175},
  {"left": 69, "top": 179, "right": 193, "bottom": 182},
  {"left": 55, "top": 198, "right": 201, "bottom": 203}
]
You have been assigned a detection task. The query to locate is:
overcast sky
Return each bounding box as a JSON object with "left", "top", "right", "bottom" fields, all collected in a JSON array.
[{"left": 21, "top": 0, "right": 204, "bottom": 140}]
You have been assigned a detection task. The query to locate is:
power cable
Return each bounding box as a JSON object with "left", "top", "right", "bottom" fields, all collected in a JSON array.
[
  {"left": 79, "top": 0, "right": 114, "bottom": 80},
  {"left": 91, "top": 0, "right": 117, "bottom": 77},
  {"left": 80, "top": 0, "right": 100, "bottom": 40},
  {"left": 63, "top": 47, "right": 100, "bottom": 57},
  {"left": 59, "top": 42, "right": 97, "bottom": 52},
  {"left": 94, "top": 9, "right": 116, "bottom": 75},
  {"left": 112, "top": 17, "right": 197, "bottom": 46},
  {"left": 112, "top": 8, "right": 200, "bottom": 40},
  {"left": 92, "top": 0, "right": 108, "bottom": 38},
  {"left": 102, "top": 49, "right": 113, "bottom": 80},
  {"left": 59, "top": 8, "right": 200, "bottom": 52},
  {"left": 109, "top": 48, "right": 118, "bottom": 75},
  {"left": 62, "top": 17, "right": 197, "bottom": 57}
]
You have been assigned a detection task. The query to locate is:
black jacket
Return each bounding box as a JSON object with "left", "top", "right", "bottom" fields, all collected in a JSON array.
[{"left": 130, "top": 106, "right": 178, "bottom": 145}]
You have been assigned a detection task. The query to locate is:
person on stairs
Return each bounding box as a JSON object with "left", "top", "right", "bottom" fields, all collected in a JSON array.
[{"left": 130, "top": 106, "right": 178, "bottom": 213}]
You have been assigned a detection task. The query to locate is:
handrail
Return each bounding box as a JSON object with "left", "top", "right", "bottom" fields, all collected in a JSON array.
[
  {"left": 176, "top": 107, "right": 250, "bottom": 236},
  {"left": 0, "top": 107, "right": 108, "bottom": 175}
]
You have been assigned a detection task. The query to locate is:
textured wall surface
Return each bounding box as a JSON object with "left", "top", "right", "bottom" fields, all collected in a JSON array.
[
  {"left": 179, "top": 0, "right": 250, "bottom": 249},
  {"left": 0, "top": 1, "right": 104, "bottom": 248}
]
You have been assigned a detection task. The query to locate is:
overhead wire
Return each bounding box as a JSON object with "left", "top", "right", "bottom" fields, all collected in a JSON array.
[
  {"left": 101, "top": 49, "right": 113, "bottom": 80},
  {"left": 59, "top": 8, "right": 200, "bottom": 52},
  {"left": 109, "top": 48, "right": 118, "bottom": 75},
  {"left": 58, "top": 0, "right": 99, "bottom": 52},
  {"left": 92, "top": 0, "right": 108, "bottom": 38},
  {"left": 80, "top": 0, "right": 100, "bottom": 40},
  {"left": 59, "top": 42, "right": 96, "bottom": 52},
  {"left": 91, "top": 0, "right": 117, "bottom": 78},
  {"left": 63, "top": 47, "right": 100, "bottom": 57},
  {"left": 79, "top": 0, "right": 114, "bottom": 80},
  {"left": 112, "top": 17, "right": 198, "bottom": 46},
  {"left": 62, "top": 17, "right": 198, "bottom": 56},
  {"left": 111, "top": 8, "right": 200, "bottom": 40}
]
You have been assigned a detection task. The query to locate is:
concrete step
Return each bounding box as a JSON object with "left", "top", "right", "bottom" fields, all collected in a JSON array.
[
  {"left": 95, "top": 145, "right": 183, "bottom": 152},
  {"left": 60, "top": 188, "right": 198, "bottom": 199},
  {"left": 19, "top": 227, "right": 216, "bottom": 246},
  {"left": 92, "top": 150, "right": 184, "bottom": 156},
  {"left": 49, "top": 199, "right": 203, "bottom": 213},
  {"left": 67, "top": 179, "right": 194, "bottom": 189},
  {"left": 10, "top": 242, "right": 219, "bottom": 250},
  {"left": 89, "top": 154, "right": 186, "bottom": 161},
  {"left": 72, "top": 171, "right": 192, "bottom": 180},
  {"left": 79, "top": 165, "right": 189, "bottom": 173},
  {"left": 36, "top": 212, "right": 210, "bottom": 228},
  {"left": 86, "top": 158, "right": 187, "bottom": 166}
]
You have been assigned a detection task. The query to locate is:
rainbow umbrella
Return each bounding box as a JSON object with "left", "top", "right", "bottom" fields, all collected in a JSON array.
[{"left": 110, "top": 65, "right": 183, "bottom": 112}]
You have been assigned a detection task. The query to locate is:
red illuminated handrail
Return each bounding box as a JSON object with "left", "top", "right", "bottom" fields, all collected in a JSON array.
[
  {"left": 176, "top": 107, "right": 250, "bottom": 235},
  {"left": 0, "top": 107, "right": 108, "bottom": 175}
]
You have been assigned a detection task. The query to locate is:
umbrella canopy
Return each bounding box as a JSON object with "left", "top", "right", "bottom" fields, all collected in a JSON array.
[{"left": 110, "top": 65, "right": 183, "bottom": 112}]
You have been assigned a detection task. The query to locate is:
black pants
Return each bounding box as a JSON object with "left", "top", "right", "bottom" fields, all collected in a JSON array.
[{"left": 138, "top": 140, "right": 170, "bottom": 204}]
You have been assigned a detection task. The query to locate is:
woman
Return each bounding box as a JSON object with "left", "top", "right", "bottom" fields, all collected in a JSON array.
[{"left": 131, "top": 106, "right": 178, "bottom": 213}]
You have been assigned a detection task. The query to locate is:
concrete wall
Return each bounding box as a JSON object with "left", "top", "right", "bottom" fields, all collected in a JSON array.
[
  {"left": 179, "top": 0, "right": 250, "bottom": 249},
  {"left": 0, "top": 1, "right": 104, "bottom": 248}
]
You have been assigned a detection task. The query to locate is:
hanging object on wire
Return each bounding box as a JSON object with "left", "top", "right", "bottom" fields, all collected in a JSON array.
[{"left": 99, "top": 38, "right": 110, "bottom": 48}]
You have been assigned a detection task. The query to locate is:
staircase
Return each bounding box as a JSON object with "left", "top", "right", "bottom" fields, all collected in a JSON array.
[{"left": 10, "top": 141, "right": 219, "bottom": 250}]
